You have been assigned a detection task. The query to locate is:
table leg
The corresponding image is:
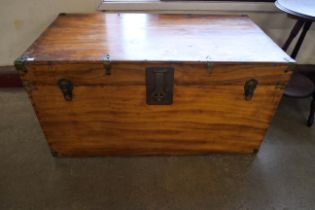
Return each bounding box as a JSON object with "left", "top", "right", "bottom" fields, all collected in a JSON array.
[
  {"left": 291, "top": 21, "right": 312, "bottom": 59},
  {"left": 282, "top": 19, "right": 305, "bottom": 51},
  {"left": 307, "top": 92, "right": 315, "bottom": 127}
]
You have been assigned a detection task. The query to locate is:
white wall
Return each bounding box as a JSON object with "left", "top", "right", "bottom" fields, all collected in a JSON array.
[
  {"left": 0, "top": 0, "right": 100, "bottom": 66},
  {"left": 0, "top": 1, "right": 314, "bottom": 66}
]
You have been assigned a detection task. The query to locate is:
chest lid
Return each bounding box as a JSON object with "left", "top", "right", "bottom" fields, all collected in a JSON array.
[{"left": 18, "top": 13, "right": 293, "bottom": 64}]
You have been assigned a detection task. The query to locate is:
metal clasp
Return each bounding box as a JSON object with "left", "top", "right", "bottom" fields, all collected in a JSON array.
[
  {"left": 285, "top": 62, "right": 296, "bottom": 73},
  {"left": 244, "top": 79, "right": 258, "bottom": 101},
  {"left": 14, "top": 55, "right": 33, "bottom": 73},
  {"left": 104, "top": 54, "right": 111, "bottom": 75},
  {"left": 275, "top": 81, "right": 287, "bottom": 90},
  {"left": 206, "top": 56, "right": 213, "bottom": 73},
  {"left": 58, "top": 79, "right": 73, "bottom": 101}
]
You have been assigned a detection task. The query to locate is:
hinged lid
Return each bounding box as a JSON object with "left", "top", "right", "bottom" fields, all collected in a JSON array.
[{"left": 19, "top": 13, "right": 294, "bottom": 64}]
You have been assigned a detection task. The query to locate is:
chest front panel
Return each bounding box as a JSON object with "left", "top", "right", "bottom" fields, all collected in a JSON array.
[{"left": 21, "top": 62, "right": 290, "bottom": 156}]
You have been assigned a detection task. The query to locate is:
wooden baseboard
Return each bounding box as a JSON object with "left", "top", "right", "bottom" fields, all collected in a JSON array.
[
  {"left": 0, "top": 66, "right": 22, "bottom": 88},
  {"left": 0, "top": 64, "right": 314, "bottom": 88}
]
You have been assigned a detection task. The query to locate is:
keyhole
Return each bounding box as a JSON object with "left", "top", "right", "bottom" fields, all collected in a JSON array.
[{"left": 153, "top": 92, "right": 165, "bottom": 102}]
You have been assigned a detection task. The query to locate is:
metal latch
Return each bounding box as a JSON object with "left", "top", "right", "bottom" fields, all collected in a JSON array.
[
  {"left": 206, "top": 56, "right": 213, "bottom": 73},
  {"left": 104, "top": 54, "right": 111, "bottom": 75},
  {"left": 14, "top": 55, "right": 30, "bottom": 73},
  {"left": 284, "top": 62, "right": 296, "bottom": 73},
  {"left": 275, "top": 81, "right": 287, "bottom": 90},
  {"left": 244, "top": 79, "right": 258, "bottom": 101},
  {"left": 146, "top": 67, "right": 174, "bottom": 105},
  {"left": 58, "top": 79, "right": 73, "bottom": 101}
]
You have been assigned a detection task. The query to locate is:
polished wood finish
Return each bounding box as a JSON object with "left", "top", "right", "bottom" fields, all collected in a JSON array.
[
  {"left": 25, "top": 63, "right": 289, "bottom": 156},
  {"left": 22, "top": 13, "right": 292, "bottom": 63},
  {"left": 21, "top": 61, "right": 290, "bottom": 156},
  {"left": 18, "top": 13, "right": 293, "bottom": 156},
  {"left": 22, "top": 63, "right": 289, "bottom": 86}
]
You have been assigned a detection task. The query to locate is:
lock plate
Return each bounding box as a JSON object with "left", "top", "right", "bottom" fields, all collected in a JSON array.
[{"left": 146, "top": 67, "right": 174, "bottom": 105}]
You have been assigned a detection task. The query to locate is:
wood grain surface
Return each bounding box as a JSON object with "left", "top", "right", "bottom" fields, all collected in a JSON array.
[
  {"left": 22, "top": 62, "right": 290, "bottom": 156},
  {"left": 21, "top": 13, "right": 293, "bottom": 63},
  {"left": 17, "top": 13, "right": 293, "bottom": 156},
  {"left": 31, "top": 84, "right": 284, "bottom": 156},
  {"left": 22, "top": 63, "right": 290, "bottom": 86}
]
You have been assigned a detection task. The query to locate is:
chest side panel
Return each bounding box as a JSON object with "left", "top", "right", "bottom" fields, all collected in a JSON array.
[{"left": 21, "top": 62, "right": 290, "bottom": 156}]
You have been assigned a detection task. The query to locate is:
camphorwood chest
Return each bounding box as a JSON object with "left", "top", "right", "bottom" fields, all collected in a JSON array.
[{"left": 15, "top": 13, "right": 294, "bottom": 156}]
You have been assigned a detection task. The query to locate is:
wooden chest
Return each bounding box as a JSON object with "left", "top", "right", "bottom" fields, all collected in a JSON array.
[{"left": 15, "top": 13, "right": 294, "bottom": 156}]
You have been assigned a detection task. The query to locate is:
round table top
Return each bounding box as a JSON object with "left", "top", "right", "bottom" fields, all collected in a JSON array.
[{"left": 275, "top": 0, "right": 315, "bottom": 20}]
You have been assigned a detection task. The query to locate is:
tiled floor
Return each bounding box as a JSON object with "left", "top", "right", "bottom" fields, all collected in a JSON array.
[{"left": 0, "top": 89, "right": 314, "bottom": 210}]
